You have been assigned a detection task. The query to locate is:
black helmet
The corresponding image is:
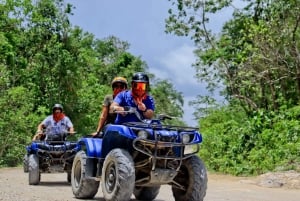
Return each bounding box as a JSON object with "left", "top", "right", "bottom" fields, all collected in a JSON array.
[
  {"left": 52, "top": 103, "right": 63, "bottom": 112},
  {"left": 131, "top": 72, "right": 150, "bottom": 97},
  {"left": 131, "top": 72, "right": 149, "bottom": 83}
]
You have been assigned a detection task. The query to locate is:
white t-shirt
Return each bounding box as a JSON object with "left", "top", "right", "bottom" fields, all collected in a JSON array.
[{"left": 42, "top": 115, "right": 73, "bottom": 135}]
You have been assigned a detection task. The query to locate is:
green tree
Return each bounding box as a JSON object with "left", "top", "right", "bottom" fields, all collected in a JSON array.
[
  {"left": 166, "top": 0, "right": 300, "bottom": 175},
  {"left": 0, "top": 86, "right": 42, "bottom": 166},
  {"left": 0, "top": 0, "right": 186, "bottom": 167},
  {"left": 151, "top": 79, "right": 185, "bottom": 125},
  {"left": 166, "top": 0, "right": 300, "bottom": 113}
]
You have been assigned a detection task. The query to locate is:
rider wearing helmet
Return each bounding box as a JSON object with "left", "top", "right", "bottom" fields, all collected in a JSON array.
[
  {"left": 131, "top": 72, "right": 150, "bottom": 100},
  {"left": 33, "top": 103, "right": 74, "bottom": 140},
  {"left": 93, "top": 76, "right": 128, "bottom": 137},
  {"left": 111, "top": 76, "right": 128, "bottom": 97},
  {"left": 110, "top": 72, "right": 155, "bottom": 124}
]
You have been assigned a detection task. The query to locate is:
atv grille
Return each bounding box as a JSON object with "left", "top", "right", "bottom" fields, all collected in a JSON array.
[
  {"left": 133, "top": 138, "right": 199, "bottom": 160},
  {"left": 156, "top": 134, "right": 177, "bottom": 142}
]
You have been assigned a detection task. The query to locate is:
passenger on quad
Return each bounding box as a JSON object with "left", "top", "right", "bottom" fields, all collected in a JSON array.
[
  {"left": 110, "top": 72, "right": 155, "bottom": 123},
  {"left": 33, "top": 103, "right": 74, "bottom": 141},
  {"left": 92, "top": 76, "right": 128, "bottom": 138}
]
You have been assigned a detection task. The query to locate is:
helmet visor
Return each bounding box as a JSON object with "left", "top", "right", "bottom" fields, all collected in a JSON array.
[{"left": 133, "top": 82, "right": 147, "bottom": 90}]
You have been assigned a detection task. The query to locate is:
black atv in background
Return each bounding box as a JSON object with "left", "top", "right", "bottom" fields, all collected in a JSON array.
[{"left": 24, "top": 131, "right": 80, "bottom": 185}]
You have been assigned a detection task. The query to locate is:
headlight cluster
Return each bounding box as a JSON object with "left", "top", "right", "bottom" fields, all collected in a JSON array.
[
  {"left": 184, "top": 144, "right": 198, "bottom": 155},
  {"left": 181, "top": 133, "right": 194, "bottom": 143},
  {"left": 182, "top": 134, "right": 190, "bottom": 143},
  {"left": 137, "top": 130, "right": 149, "bottom": 139}
]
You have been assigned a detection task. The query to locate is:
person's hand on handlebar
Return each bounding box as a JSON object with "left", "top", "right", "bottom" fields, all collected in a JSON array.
[
  {"left": 32, "top": 130, "right": 44, "bottom": 141},
  {"left": 68, "top": 127, "right": 76, "bottom": 135},
  {"left": 36, "top": 130, "right": 43, "bottom": 135},
  {"left": 112, "top": 105, "right": 128, "bottom": 116}
]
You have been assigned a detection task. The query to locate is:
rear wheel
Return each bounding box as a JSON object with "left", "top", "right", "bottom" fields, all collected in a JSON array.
[
  {"left": 28, "top": 154, "right": 40, "bottom": 185},
  {"left": 172, "top": 156, "right": 207, "bottom": 201},
  {"left": 23, "top": 154, "right": 29, "bottom": 173},
  {"left": 101, "top": 149, "right": 135, "bottom": 201},
  {"left": 133, "top": 186, "right": 160, "bottom": 201},
  {"left": 71, "top": 151, "right": 99, "bottom": 198},
  {"left": 67, "top": 171, "right": 71, "bottom": 183}
]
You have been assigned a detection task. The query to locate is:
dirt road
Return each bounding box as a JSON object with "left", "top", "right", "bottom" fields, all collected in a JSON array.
[{"left": 0, "top": 167, "right": 300, "bottom": 201}]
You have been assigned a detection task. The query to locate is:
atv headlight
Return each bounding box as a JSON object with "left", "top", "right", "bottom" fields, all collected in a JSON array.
[
  {"left": 137, "top": 130, "right": 148, "bottom": 139},
  {"left": 184, "top": 144, "right": 198, "bottom": 155},
  {"left": 182, "top": 133, "right": 191, "bottom": 143}
]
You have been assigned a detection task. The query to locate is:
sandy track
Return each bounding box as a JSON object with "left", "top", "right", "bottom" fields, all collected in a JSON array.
[{"left": 0, "top": 167, "right": 300, "bottom": 201}]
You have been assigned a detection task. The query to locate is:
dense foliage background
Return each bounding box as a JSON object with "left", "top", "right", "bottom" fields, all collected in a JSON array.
[
  {"left": 1, "top": 0, "right": 299, "bottom": 176},
  {"left": 0, "top": 0, "right": 185, "bottom": 167},
  {"left": 167, "top": 0, "right": 300, "bottom": 175}
]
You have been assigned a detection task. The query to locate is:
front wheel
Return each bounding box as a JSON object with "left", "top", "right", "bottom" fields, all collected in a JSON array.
[
  {"left": 71, "top": 151, "right": 99, "bottom": 198},
  {"left": 172, "top": 156, "right": 207, "bottom": 201},
  {"left": 67, "top": 171, "right": 71, "bottom": 183},
  {"left": 28, "top": 154, "right": 40, "bottom": 185},
  {"left": 133, "top": 186, "right": 160, "bottom": 201},
  {"left": 101, "top": 148, "right": 135, "bottom": 201}
]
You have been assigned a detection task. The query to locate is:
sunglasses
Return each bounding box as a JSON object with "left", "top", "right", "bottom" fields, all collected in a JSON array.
[
  {"left": 133, "top": 82, "right": 147, "bottom": 90},
  {"left": 53, "top": 108, "right": 62, "bottom": 113},
  {"left": 113, "top": 83, "right": 126, "bottom": 89}
]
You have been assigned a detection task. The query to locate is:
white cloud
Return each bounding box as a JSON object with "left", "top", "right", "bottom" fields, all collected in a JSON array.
[
  {"left": 182, "top": 96, "right": 199, "bottom": 127},
  {"left": 149, "top": 44, "right": 210, "bottom": 126},
  {"left": 155, "top": 44, "right": 198, "bottom": 86},
  {"left": 66, "top": 0, "right": 220, "bottom": 126}
]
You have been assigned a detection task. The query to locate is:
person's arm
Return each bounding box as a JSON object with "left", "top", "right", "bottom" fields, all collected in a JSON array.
[
  {"left": 69, "top": 126, "right": 74, "bottom": 134},
  {"left": 94, "top": 106, "right": 109, "bottom": 135},
  {"left": 110, "top": 102, "right": 125, "bottom": 113},
  {"left": 65, "top": 117, "right": 75, "bottom": 134},
  {"left": 142, "top": 108, "right": 154, "bottom": 119},
  {"left": 137, "top": 102, "right": 154, "bottom": 119},
  {"left": 66, "top": 125, "right": 75, "bottom": 135},
  {"left": 36, "top": 122, "right": 44, "bottom": 133},
  {"left": 33, "top": 122, "right": 45, "bottom": 140},
  {"left": 110, "top": 92, "right": 128, "bottom": 117}
]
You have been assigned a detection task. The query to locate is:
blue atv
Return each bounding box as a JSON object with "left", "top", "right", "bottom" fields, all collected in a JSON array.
[
  {"left": 71, "top": 107, "right": 207, "bottom": 201},
  {"left": 24, "top": 131, "right": 80, "bottom": 185}
]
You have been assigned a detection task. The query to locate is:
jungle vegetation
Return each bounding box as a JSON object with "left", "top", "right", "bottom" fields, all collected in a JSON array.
[
  {"left": 167, "top": 0, "right": 300, "bottom": 175},
  {"left": 0, "top": 0, "right": 184, "bottom": 167},
  {"left": 1, "top": 0, "right": 299, "bottom": 176}
]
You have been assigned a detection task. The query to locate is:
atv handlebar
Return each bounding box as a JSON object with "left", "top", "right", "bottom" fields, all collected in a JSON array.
[
  {"left": 37, "top": 131, "right": 76, "bottom": 135},
  {"left": 34, "top": 130, "right": 76, "bottom": 141},
  {"left": 114, "top": 106, "right": 144, "bottom": 122},
  {"left": 114, "top": 106, "right": 175, "bottom": 123}
]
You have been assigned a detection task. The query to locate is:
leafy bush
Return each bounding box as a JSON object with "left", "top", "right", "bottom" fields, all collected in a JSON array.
[
  {"left": 199, "top": 105, "right": 300, "bottom": 175},
  {"left": 0, "top": 86, "right": 43, "bottom": 167}
]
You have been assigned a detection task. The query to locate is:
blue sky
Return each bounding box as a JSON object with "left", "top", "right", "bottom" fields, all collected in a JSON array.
[{"left": 65, "top": 0, "right": 231, "bottom": 126}]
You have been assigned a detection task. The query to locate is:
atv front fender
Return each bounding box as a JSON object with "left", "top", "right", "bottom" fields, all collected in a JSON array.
[{"left": 78, "top": 138, "right": 102, "bottom": 158}]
